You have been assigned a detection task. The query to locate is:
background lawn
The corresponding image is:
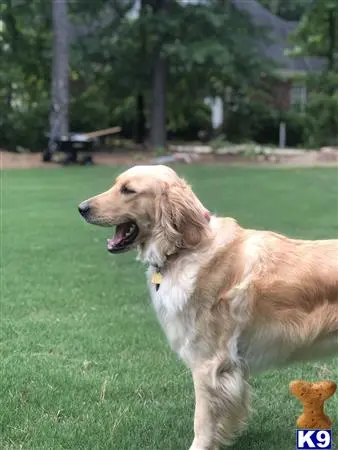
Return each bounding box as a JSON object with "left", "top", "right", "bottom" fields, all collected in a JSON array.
[{"left": 1, "top": 165, "right": 338, "bottom": 450}]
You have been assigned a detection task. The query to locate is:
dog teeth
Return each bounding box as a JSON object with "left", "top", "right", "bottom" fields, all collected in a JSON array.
[{"left": 125, "top": 224, "right": 136, "bottom": 237}]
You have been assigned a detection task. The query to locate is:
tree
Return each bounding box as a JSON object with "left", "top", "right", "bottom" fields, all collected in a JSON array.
[
  {"left": 0, "top": 0, "right": 272, "bottom": 151},
  {"left": 289, "top": 0, "right": 338, "bottom": 147},
  {"left": 258, "top": 0, "right": 312, "bottom": 21},
  {"left": 290, "top": 0, "right": 338, "bottom": 70},
  {"left": 149, "top": 0, "right": 172, "bottom": 149},
  {"left": 135, "top": 0, "right": 148, "bottom": 145},
  {"left": 0, "top": 0, "right": 51, "bottom": 150},
  {"left": 44, "top": 0, "right": 69, "bottom": 161},
  {"left": 75, "top": 0, "right": 268, "bottom": 149},
  {"left": 136, "top": 0, "right": 269, "bottom": 148}
]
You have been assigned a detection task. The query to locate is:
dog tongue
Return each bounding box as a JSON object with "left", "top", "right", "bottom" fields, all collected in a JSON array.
[{"left": 107, "top": 226, "right": 125, "bottom": 249}]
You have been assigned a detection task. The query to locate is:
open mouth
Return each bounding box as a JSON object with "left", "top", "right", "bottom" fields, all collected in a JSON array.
[{"left": 107, "top": 221, "right": 139, "bottom": 253}]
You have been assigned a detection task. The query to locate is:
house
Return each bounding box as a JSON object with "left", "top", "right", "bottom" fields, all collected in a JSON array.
[{"left": 232, "top": 0, "right": 324, "bottom": 111}]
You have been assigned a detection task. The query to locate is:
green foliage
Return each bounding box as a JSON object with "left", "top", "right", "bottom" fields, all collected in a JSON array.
[
  {"left": 2, "top": 98, "right": 50, "bottom": 150},
  {"left": 224, "top": 97, "right": 279, "bottom": 144},
  {"left": 221, "top": 94, "right": 308, "bottom": 148},
  {"left": 1, "top": 0, "right": 272, "bottom": 150},
  {"left": 0, "top": 0, "right": 51, "bottom": 149},
  {"left": 290, "top": 0, "right": 338, "bottom": 69},
  {"left": 259, "top": 0, "right": 312, "bottom": 21},
  {"left": 288, "top": 2, "right": 338, "bottom": 148},
  {"left": 302, "top": 72, "right": 338, "bottom": 148},
  {"left": 280, "top": 111, "right": 307, "bottom": 148},
  {"left": 6, "top": 0, "right": 336, "bottom": 150},
  {"left": 305, "top": 92, "right": 338, "bottom": 147}
]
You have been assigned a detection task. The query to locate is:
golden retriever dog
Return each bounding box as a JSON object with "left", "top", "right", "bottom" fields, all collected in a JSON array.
[{"left": 78, "top": 165, "right": 338, "bottom": 450}]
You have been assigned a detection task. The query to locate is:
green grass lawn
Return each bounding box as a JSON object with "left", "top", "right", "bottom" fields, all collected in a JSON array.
[{"left": 1, "top": 165, "right": 338, "bottom": 450}]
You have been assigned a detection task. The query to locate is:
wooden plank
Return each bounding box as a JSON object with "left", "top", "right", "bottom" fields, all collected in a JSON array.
[{"left": 83, "top": 126, "right": 121, "bottom": 139}]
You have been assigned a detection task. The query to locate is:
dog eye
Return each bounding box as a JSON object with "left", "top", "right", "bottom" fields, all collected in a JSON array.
[{"left": 120, "top": 185, "right": 136, "bottom": 195}]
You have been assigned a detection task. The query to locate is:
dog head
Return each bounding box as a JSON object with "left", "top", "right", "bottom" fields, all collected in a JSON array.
[{"left": 78, "top": 165, "right": 211, "bottom": 265}]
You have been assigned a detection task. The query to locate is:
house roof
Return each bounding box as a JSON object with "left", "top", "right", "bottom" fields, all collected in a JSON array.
[{"left": 232, "top": 0, "right": 325, "bottom": 74}]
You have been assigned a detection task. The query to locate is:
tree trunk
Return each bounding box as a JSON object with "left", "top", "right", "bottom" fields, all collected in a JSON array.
[
  {"left": 150, "top": 53, "right": 167, "bottom": 149},
  {"left": 149, "top": 0, "right": 171, "bottom": 150},
  {"left": 328, "top": 7, "right": 336, "bottom": 71},
  {"left": 134, "top": 0, "right": 147, "bottom": 145},
  {"left": 135, "top": 93, "right": 146, "bottom": 145},
  {"left": 327, "top": 7, "right": 336, "bottom": 143},
  {"left": 3, "top": 0, "right": 16, "bottom": 147},
  {"left": 45, "top": 0, "right": 69, "bottom": 161}
]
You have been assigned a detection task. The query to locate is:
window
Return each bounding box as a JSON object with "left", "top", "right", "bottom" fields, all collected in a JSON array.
[{"left": 290, "top": 83, "right": 307, "bottom": 111}]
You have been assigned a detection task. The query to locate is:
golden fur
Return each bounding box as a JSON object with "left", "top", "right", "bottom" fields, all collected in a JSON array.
[{"left": 79, "top": 165, "right": 338, "bottom": 450}]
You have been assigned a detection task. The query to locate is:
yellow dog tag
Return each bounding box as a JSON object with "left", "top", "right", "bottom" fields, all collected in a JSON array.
[{"left": 151, "top": 271, "right": 163, "bottom": 286}]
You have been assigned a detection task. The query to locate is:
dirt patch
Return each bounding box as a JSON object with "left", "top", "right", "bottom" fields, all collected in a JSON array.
[
  {"left": 0, "top": 149, "right": 152, "bottom": 169},
  {"left": 1, "top": 150, "right": 58, "bottom": 169},
  {"left": 1, "top": 148, "right": 338, "bottom": 170}
]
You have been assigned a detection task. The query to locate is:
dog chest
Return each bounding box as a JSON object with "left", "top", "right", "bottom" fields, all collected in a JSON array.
[{"left": 147, "top": 262, "right": 200, "bottom": 363}]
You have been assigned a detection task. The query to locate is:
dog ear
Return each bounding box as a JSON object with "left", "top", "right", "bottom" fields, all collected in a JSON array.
[{"left": 156, "top": 180, "right": 210, "bottom": 249}]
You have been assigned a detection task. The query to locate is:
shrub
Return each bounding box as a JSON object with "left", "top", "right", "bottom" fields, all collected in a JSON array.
[
  {"left": 223, "top": 100, "right": 306, "bottom": 147},
  {"left": 303, "top": 72, "right": 338, "bottom": 148},
  {"left": 0, "top": 100, "right": 49, "bottom": 151}
]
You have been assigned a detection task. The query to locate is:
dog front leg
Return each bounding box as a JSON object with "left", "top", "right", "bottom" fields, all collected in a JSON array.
[{"left": 189, "top": 361, "right": 250, "bottom": 450}]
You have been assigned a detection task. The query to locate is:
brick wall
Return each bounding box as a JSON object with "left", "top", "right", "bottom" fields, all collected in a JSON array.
[{"left": 274, "top": 80, "right": 292, "bottom": 110}]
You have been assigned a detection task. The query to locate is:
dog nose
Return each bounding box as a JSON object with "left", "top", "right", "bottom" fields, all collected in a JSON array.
[{"left": 78, "top": 201, "right": 90, "bottom": 217}]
